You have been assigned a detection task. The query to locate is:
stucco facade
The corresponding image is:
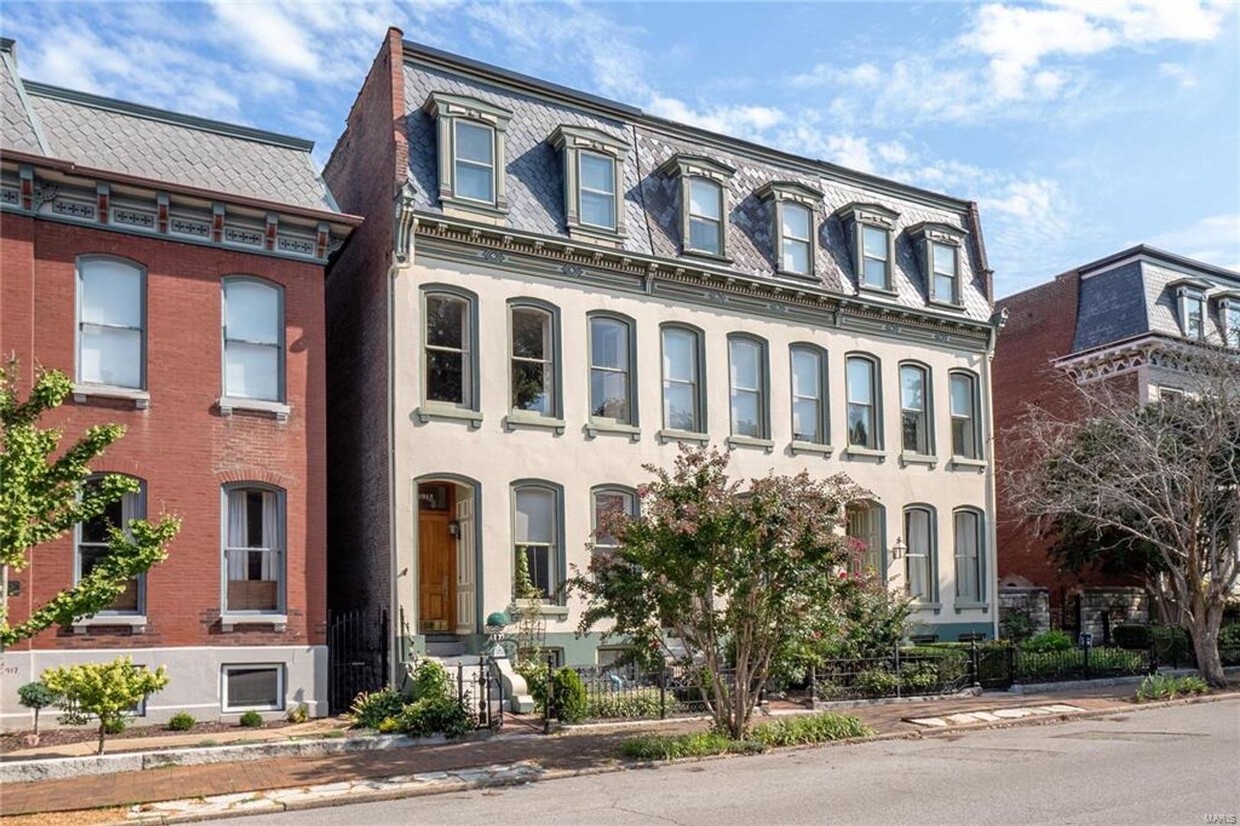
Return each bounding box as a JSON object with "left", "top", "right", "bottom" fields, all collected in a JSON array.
[{"left": 325, "top": 30, "right": 1002, "bottom": 673}]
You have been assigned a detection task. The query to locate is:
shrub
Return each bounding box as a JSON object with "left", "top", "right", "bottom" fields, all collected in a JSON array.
[
  {"left": 286, "top": 703, "right": 309, "bottom": 724},
  {"left": 1022, "top": 630, "right": 1073, "bottom": 653},
  {"left": 853, "top": 668, "right": 899, "bottom": 698},
  {"left": 1219, "top": 624, "right": 1240, "bottom": 649},
  {"left": 1000, "top": 608, "right": 1037, "bottom": 643},
  {"left": 1136, "top": 674, "right": 1211, "bottom": 702},
  {"left": 17, "top": 681, "right": 60, "bottom": 735},
  {"left": 514, "top": 659, "right": 549, "bottom": 710},
  {"left": 1177, "top": 676, "right": 1210, "bottom": 696},
  {"left": 166, "top": 712, "right": 196, "bottom": 731},
  {"left": 750, "top": 713, "right": 872, "bottom": 747},
  {"left": 899, "top": 662, "right": 942, "bottom": 695},
  {"left": 551, "top": 668, "right": 588, "bottom": 723},
  {"left": 409, "top": 659, "right": 452, "bottom": 701},
  {"left": 586, "top": 688, "right": 664, "bottom": 720},
  {"left": 349, "top": 687, "right": 405, "bottom": 729},
  {"left": 1112, "top": 624, "right": 1150, "bottom": 650},
  {"left": 1149, "top": 625, "right": 1192, "bottom": 664},
  {"left": 396, "top": 695, "right": 473, "bottom": 739},
  {"left": 41, "top": 655, "right": 169, "bottom": 754},
  {"left": 620, "top": 731, "right": 763, "bottom": 761},
  {"left": 376, "top": 716, "right": 400, "bottom": 734},
  {"left": 239, "top": 710, "right": 264, "bottom": 728}
]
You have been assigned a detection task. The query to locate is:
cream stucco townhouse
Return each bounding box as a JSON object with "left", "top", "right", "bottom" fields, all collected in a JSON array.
[{"left": 324, "top": 29, "right": 1003, "bottom": 677}]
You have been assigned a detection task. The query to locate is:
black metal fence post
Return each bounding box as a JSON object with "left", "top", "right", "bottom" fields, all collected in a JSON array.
[
  {"left": 894, "top": 642, "right": 902, "bottom": 699},
  {"left": 969, "top": 639, "right": 980, "bottom": 688},
  {"left": 1083, "top": 641, "right": 1091, "bottom": 681},
  {"left": 1149, "top": 641, "right": 1159, "bottom": 675},
  {"left": 1007, "top": 643, "right": 1017, "bottom": 687},
  {"left": 808, "top": 663, "right": 816, "bottom": 705},
  {"left": 542, "top": 653, "right": 554, "bottom": 734},
  {"left": 658, "top": 668, "right": 667, "bottom": 719}
]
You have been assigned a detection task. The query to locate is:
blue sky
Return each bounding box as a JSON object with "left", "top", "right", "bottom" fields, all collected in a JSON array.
[{"left": 3, "top": 1, "right": 1236, "bottom": 295}]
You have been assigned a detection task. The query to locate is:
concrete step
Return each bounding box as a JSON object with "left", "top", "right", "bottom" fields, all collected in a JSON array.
[{"left": 425, "top": 641, "right": 466, "bottom": 657}]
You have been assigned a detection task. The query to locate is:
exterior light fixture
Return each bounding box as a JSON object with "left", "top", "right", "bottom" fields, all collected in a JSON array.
[{"left": 891, "top": 537, "right": 905, "bottom": 560}]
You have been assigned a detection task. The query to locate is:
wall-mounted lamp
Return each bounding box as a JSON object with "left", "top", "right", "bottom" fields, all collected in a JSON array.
[
  {"left": 447, "top": 520, "right": 461, "bottom": 538},
  {"left": 890, "top": 537, "right": 905, "bottom": 561}
]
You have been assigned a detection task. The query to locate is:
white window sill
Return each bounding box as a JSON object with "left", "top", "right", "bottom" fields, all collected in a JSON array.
[
  {"left": 73, "top": 384, "right": 149, "bottom": 409},
  {"left": 415, "top": 405, "right": 484, "bottom": 429},
  {"left": 909, "top": 601, "right": 943, "bottom": 615},
  {"left": 726, "top": 434, "right": 774, "bottom": 453},
  {"left": 567, "top": 223, "right": 626, "bottom": 246},
  {"left": 954, "top": 601, "right": 990, "bottom": 614},
  {"left": 504, "top": 412, "right": 566, "bottom": 435},
  {"left": 927, "top": 298, "right": 965, "bottom": 312},
  {"left": 586, "top": 421, "right": 641, "bottom": 442},
  {"left": 843, "top": 445, "right": 887, "bottom": 463},
  {"left": 218, "top": 397, "right": 290, "bottom": 422},
  {"left": 948, "top": 456, "right": 987, "bottom": 470},
  {"left": 510, "top": 600, "right": 569, "bottom": 620},
  {"left": 220, "top": 613, "right": 287, "bottom": 632},
  {"left": 789, "top": 440, "right": 834, "bottom": 457},
  {"left": 72, "top": 615, "right": 147, "bottom": 633},
  {"left": 657, "top": 428, "right": 710, "bottom": 445},
  {"left": 441, "top": 196, "right": 508, "bottom": 221},
  {"left": 857, "top": 283, "right": 898, "bottom": 298},
  {"left": 899, "top": 452, "right": 938, "bottom": 467}
]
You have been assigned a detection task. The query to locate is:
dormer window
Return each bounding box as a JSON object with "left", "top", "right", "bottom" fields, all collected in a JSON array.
[
  {"left": 550, "top": 125, "right": 629, "bottom": 242},
  {"left": 1219, "top": 294, "right": 1240, "bottom": 348},
  {"left": 660, "top": 154, "right": 735, "bottom": 260},
  {"left": 835, "top": 203, "right": 899, "bottom": 293},
  {"left": 909, "top": 222, "right": 968, "bottom": 308},
  {"left": 757, "top": 181, "right": 821, "bottom": 278},
  {"left": 1170, "top": 278, "right": 1211, "bottom": 340},
  {"left": 423, "top": 92, "right": 513, "bottom": 219}
]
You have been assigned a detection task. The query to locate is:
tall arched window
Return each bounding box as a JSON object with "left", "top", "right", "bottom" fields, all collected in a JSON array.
[
  {"left": 422, "top": 286, "right": 478, "bottom": 411},
  {"left": 904, "top": 505, "right": 936, "bottom": 603},
  {"left": 77, "top": 256, "right": 145, "bottom": 389},
  {"left": 899, "top": 362, "right": 932, "bottom": 456},
  {"left": 222, "top": 484, "right": 286, "bottom": 614},
  {"left": 508, "top": 300, "right": 561, "bottom": 419},
  {"left": 589, "top": 313, "right": 636, "bottom": 426},
  {"left": 949, "top": 370, "right": 982, "bottom": 459},
  {"left": 846, "top": 499, "right": 885, "bottom": 578},
  {"left": 687, "top": 178, "right": 724, "bottom": 255},
  {"left": 512, "top": 481, "right": 563, "bottom": 601},
  {"left": 790, "top": 344, "right": 828, "bottom": 445},
  {"left": 661, "top": 324, "right": 705, "bottom": 433},
  {"left": 846, "top": 354, "right": 881, "bottom": 449},
  {"left": 77, "top": 475, "right": 146, "bottom": 614},
  {"left": 591, "top": 485, "right": 637, "bottom": 563},
  {"left": 222, "top": 277, "right": 284, "bottom": 402},
  {"left": 728, "top": 334, "right": 768, "bottom": 439},
  {"left": 954, "top": 508, "right": 984, "bottom": 603}
]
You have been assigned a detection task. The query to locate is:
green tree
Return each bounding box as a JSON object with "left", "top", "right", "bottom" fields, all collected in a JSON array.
[
  {"left": 17, "top": 681, "right": 60, "bottom": 735},
  {"left": 568, "top": 446, "right": 867, "bottom": 739},
  {"left": 0, "top": 361, "right": 181, "bottom": 645},
  {"left": 42, "top": 655, "right": 169, "bottom": 753}
]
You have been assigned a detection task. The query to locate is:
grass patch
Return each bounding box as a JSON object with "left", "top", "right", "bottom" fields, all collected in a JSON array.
[{"left": 620, "top": 712, "right": 872, "bottom": 761}]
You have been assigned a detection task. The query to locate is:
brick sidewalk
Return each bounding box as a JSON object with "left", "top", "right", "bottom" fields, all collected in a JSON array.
[{"left": 0, "top": 684, "right": 1165, "bottom": 818}]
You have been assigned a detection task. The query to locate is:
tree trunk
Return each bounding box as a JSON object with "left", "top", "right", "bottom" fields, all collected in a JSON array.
[
  {"left": 97, "top": 722, "right": 106, "bottom": 755},
  {"left": 1186, "top": 612, "right": 1226, "bottom": 687},
  {"left": 32, "top": 708, "right": 40, "bottom": 736}
]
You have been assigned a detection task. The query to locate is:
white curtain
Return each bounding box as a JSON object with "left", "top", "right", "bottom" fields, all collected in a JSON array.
[
  {"left": 227, "top": 490, "right": 247, "bottom": 579},
  {"left": 261, "top": 490, "right": 280, "bottom": 581}
]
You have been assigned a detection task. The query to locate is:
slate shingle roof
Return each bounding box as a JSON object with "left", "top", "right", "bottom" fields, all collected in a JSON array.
[
  {"left": 1, "top": 40, "right": 337, "bottom": 213},
  {"left": 402, "top": 58, "right": 993, "bottom": 322}
]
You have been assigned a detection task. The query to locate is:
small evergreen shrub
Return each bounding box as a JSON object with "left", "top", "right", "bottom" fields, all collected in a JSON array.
[
  {"left": 393, "top": 659, "right": 474, "bottom": 739},
  {"left": 286, "top": 702, "right": 309, "bottom": 724},
  {"left": 166, "top": 712, "right": 196, "bottom": 731},
  {"left": 239, "top": 710, "right": 264, "bottom": 728},
  {"left": 17, "top": 681, "right": 60, "bottom": 735},
  {"left": 853, "top": 668, "right": 899, "bottom": 698},
  {"left": 586, "top": 688, "right": 664, "bottom": 719},
  {"left": 1022, "top": 630, "right": 1073, "bottom": 653},
  {"left": 551, "top": 668, "right": 588, "bottom": 723},
  {"left": 349, "top": 687, "right": 405, "bottom": 729}
]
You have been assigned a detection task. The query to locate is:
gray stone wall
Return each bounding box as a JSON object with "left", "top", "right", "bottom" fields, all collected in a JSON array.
[
  {"left": 998, "top": 587, "right": 1051, "bottom": 639},
  {"left": 1079, "top": 587, "right": 1149, "bottom": 644}
]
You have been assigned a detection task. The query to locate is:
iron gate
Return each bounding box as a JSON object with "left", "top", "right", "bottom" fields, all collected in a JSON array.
[{"left": 327, "top": 607, "right": 389, "bottom": 714}]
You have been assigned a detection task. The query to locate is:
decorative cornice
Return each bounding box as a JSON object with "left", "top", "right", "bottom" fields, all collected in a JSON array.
[
  {"left": 422, "top": 91, "right": 513, "bottom": 129},
  {"left": 755, "top": 180, "right": 823, "bottom": 206},
  {"left": 1055, "top": 334, "right": 1239, "bottom": 381},
  {"left": 833, "top": 201, "right": 900, "bottom": 229},
  {"left": 548, "top": 124, "right": 629, "bottom": 157},
  {"left": 658, "top": 153, "right": 736, "bottom": 183},
  {"left": 394, "top": 181, "right": 418, "bottom": 263},
  {"left": 907, "top": 221, "right": 968, "bottom": 245}
]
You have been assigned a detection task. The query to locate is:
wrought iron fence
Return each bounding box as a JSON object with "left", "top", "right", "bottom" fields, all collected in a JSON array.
[
  {"left": 447, "top": 655, "right": 504, "bottom": 731},
  {"left": 811, "top": 646, "right": 972, "bottom": 701},
  {"left": 327, "top": 607, "right": 389, "bottom": 714}
]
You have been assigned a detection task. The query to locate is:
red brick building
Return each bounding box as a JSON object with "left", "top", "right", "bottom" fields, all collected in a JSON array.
[
  {"left": 0, "top": 39, "right": 357, "bottom": 726},
  {"left": 994, "top": 246, "right": 1240, "bottom": 636}
]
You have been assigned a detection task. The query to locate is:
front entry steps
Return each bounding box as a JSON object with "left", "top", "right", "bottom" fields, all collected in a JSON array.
[{"left": 424, "top": 633, "right": 466, "bottom": 658}]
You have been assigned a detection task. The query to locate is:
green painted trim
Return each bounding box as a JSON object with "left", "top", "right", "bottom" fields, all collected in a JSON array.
[
  {"left": 585, "top": 310, "right": 640, "bottom": 432},
  {"left": 908, "top": 621, "right": 994, "bottom": 642},
  {"left": 659, "top": 321, "right": 709, "bottom": 433},
  {"left": 897, "top": 360, "right": 935, "bottom": 457},
  {"left": 419, "top": 283, "right": 481, "bottom": 414},
  {"left": 506, "top": 296, "right": 564, "bottom": 421},
  {"left": 844, "top": 351, "right": 884, "bottom": 450},
  {"left": 726, "top": 332, "right": 771, "bottom": 440},
  {"left": 509, "top": 479, "right": 567, "bottom": 605}
]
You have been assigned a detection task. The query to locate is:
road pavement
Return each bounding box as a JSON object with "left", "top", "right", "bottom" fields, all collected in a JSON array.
[{"left": 230, "top": 699, "right": 1240, "bottom": 826}]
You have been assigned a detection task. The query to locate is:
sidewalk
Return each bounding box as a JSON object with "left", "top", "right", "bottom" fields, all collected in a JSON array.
[{"left": 0, "top": 684, "right": 1226, "bottom": 821}]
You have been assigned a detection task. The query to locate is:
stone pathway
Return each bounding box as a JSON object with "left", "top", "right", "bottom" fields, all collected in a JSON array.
[
  {"left": 126, "top": 762, "right": 544, "bottom": 821},
  {"left": 906, "top": 703, "right": 1084, "bottom": 728}
]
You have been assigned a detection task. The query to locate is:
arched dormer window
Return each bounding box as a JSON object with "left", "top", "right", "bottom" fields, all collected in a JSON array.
[
  {"left": 423, "top": 92, "right": 513, "bottom": 218},
  {"left": 659, "top": 154, "right": 735, "bottom": 260}
]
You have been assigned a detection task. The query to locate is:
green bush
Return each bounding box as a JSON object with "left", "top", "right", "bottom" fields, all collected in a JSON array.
[
  {"left": 286, "top": 702, "right": 309, "bottom": 724},
  {"left": 551, "top": 668, "right": 588, "bottom": 723},
  {"left": 1136, "top": 673, "right": 1211, "bottom": 702},
  {"left": 853, "top": 668, "right": 899, "bottom": 698},
  {"left": 750, "top": 713, "right": 872, "bottom": 747},
  {"left": 17, "top": 681, "right": 60, "bottom": 735},
  {"left": 1219, "top": 624, "right": 1240, "bottom": 649},
  {"left": 166, "top": 712, "right": 196, "bottom": 731},
  {"left": 349, "top": 687, "right": 405, "bottom": 729},
  {"left": 1022, "top": 630, "right": 1073, "bottom": 653},
  {"left": 409, "top": 659, "right": 452, "bottom": 701},
  {"left": 999, "top": 608, "right": 1037, "bottom": 643},
  {"left": 514, "top": 659, "right": 550, "bottom": 711},
  {"left": 586, "top": 688, "right": 664, "bottom": 720},
  {"left": 102, "top": 717, "right": 127, "bottom": 735},
  {"left": 376, "top": 716, "right": 400, "bottom": 734},
  {"left": 621, "top": 731, "right": 764, "bottom": 761},
  {"left": 397, "top": 695, "right": 473, "bottom": 739},
  {"left": 899, "top": 662, "right": 942, "bottom": 694},
  {"left": 1112, "top": 624, "right": 1150, "bottom": 650},
  {"left": 1149, "top": 626, "right": 1191, "bottom": 664},
  {"left": 239, "top": 710, "right": 264, "bottom": 728}
]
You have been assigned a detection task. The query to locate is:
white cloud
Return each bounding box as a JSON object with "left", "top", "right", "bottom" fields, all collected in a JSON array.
[
  {"left": 1149, "top": 214, "right": 1240, "bottom": 272},
  {"left": 1158, "top": 62, "right": 1198, "bottom": 88},
  {"left": 207, "top": 1, "right": 322, "bottom": 77},
  {"left": 647, "top": 95, "right": 785, "bottom": 140}
]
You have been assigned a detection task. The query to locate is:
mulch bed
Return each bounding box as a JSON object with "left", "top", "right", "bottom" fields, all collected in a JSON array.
[{"left": 0, "top": 720, "right": 291, "bottom": 755}]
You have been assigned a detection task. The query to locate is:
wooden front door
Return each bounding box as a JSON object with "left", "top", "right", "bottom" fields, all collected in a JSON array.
[{"left": 417, "top": 483, "right": 455, "bottom": 633}]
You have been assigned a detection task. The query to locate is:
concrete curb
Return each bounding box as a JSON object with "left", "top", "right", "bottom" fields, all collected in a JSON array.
[
  {"left": 93, "top": 691, "right": 1240, "bottom": 825},
  {"left": 0, "top": 729, "right": 493, "bottom": 785}
]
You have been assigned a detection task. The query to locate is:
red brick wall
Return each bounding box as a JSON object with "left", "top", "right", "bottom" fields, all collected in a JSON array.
[
  {"left": 0, "top": 216, "right": 327, "bottom": 649},
  {"left": 321, "top": 28, "right": 406, "bottom": 612},
  {"left": 993, "top": 273, "right": 1141, "bottom": 618}
]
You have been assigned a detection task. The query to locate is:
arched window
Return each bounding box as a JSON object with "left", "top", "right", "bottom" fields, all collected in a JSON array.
[
  {"left": 222, "top": 484, "right": 286, "bottom": 614},
  {"left": 904, "top": 505, "right": 936, "bottom": 603},
  {"left": 454, "top": 120, "right": 496, "bottom": 204},
  {"left": 222, "top": 277, "right": 284, "bottom": 402},
  {"left": 422, "top": 286, "right": 478, "bottom": 411},
  {"left": 77, "top": 475, "right": 146, "bottom": 614},
  {"left": 687, "top": 178, "right": 724, "bottom": 255},
  {"left": 790, "top": 344, "right": 828, "bottom": 445},
  {"left": 846, "top": 354, "right": 881, "bottom": 449},
  {"left": 508, "top": 299, "right": 561, "bottom": 419},
  {"left": 588, "top": 313, "right": 636, "bottom": 426},
  {"left": 728, "top": 334, "right": 768, "bottom": 439},
  {"left": 591, "top": 485, "right": 637, "bottom": 562},
  {"left": 846, "top": 499, "right": 885, "bottom": 579},
  {"left": 899, "top": 362, "right": 932, "bottom": 456},
  {"left": 661, "top": 324, "right": 705, "bottom": 434},
  {"left": 512, "top": 481, "right": 563, "bottom": 601},
  {"left": 954, "top": 508, "right": 984, "bottom": 603},
  {"left": 949, "top": 370, "right": 982, "bottom": 459},
  {"left": 77, "top": 256, "right": 145, "bottom": 389}
]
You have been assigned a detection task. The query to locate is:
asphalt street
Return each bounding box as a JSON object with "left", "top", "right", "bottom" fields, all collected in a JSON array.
[{"left": 232, "top": 699, "right": 1240, "bottom": 825}]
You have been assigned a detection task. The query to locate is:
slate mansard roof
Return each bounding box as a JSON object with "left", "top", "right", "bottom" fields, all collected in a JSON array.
[
  {"left": 399, "top": 42, "right": 995, "bottom": 324},
  {"left": 0, "top": 38, "right": 338, "bottom": 214},
  {"left": 1069, "top": 246, "right": 1239, "bottom": 354}
]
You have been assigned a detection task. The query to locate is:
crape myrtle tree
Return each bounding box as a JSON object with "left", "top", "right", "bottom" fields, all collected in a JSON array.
[
  {"left": 567, "top": 446, "right": 868, "bottom": 739},
  {"left": 1008, "top": 351, "right": 1239, "bottom": 685},
  {"left": 0, "top": 362, "right": 181, "bottom": 645}
]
